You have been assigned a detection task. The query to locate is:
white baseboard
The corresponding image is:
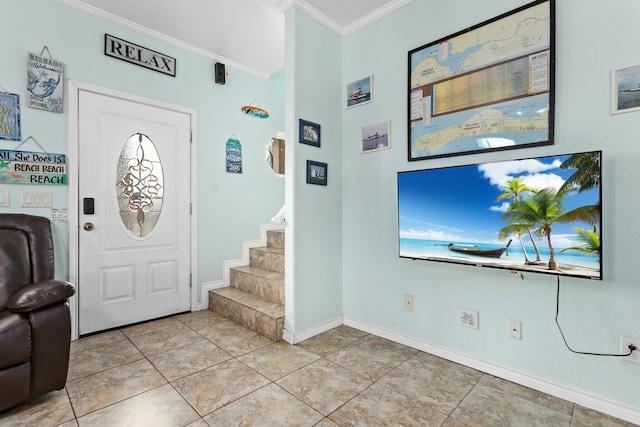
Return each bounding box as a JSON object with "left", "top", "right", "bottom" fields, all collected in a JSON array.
[
  {"left": 195, "top": 223, "right": 284, "bottom": 310},
  {"left": 282, "top": 316, "right": 343, "bottom": 344},
  {"left": 342, "top": 316, "right": 640, "bottom": 425}
]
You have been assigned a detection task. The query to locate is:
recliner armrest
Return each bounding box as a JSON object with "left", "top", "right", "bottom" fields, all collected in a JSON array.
[{"left": 6, "top": 280, "right": 75, "bottom": 313}]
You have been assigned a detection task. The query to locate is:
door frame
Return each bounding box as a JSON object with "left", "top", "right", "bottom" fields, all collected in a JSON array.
[{"left": 67, "top": 80, "right": 198, "bottom": 340}]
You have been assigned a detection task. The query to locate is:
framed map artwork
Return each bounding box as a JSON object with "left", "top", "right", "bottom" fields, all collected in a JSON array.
[{"left": 407, "top": 0, "right": 555, "bottom": 161}]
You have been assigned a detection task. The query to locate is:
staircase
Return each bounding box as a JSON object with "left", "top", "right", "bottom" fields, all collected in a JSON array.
[{"left": 209, "top": 229, "right": 284, "bottom": 341}]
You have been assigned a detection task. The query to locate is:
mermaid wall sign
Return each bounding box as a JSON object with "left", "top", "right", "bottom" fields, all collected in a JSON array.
[{"left": 27, "top": 47, "right": 64, "bottom": 113}]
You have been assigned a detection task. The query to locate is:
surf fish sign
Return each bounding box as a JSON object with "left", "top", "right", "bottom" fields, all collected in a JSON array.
[{"left": 104, "top": 34, "right": 176, "bottom": 77}]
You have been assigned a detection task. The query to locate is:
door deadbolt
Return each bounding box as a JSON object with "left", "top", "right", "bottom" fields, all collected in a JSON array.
[{"left": 83, "top": 222, "right": 94, "bottom": 231}]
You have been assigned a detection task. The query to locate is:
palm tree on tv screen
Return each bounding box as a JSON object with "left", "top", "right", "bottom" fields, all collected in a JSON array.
[
  {"left": 501, "top": 187, "right": 600, "bottom": 271},
  {"left": 561, "top": 225, "right": 601, "bottom": 261},
  {"left": 496, "top": 177, "right": 542, "bottom": 262}
]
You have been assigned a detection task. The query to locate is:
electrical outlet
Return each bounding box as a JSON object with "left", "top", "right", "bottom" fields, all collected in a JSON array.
[
  {"left": 620, "top": 336, "right": 640, "bottom": 364},
  {"left": 404, "top": 294, "right": 414, "bottom": 312},
  {"left": 458, "top": 308, "right": 478, "bottom": 329},
  {"left": 509, "top": 319, "right": 522, "bottom": 340}
]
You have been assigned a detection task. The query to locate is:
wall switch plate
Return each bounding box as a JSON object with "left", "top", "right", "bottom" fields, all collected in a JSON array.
[
  {"left": 621, "top": 336, "right": 640, "bottom": 364},
  {"left": 21, "top": 191, "right": 52, "bottom": 208},
  {"left": 0, "top": 190, "right": 10, "bottom": 207},
  {"left": 509, "top": 319, "right": 522, "bottom": 340},
  {"left": 404, "top": 294, "right": 414, "bottom": 312},
  {"left": 459, "top": 308, "right": 478, "bottom": 329}
]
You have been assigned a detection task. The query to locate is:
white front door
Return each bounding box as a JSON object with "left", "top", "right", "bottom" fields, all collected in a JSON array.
[{"left": 78, "top": 91, "right": 192, "bottom": 335}]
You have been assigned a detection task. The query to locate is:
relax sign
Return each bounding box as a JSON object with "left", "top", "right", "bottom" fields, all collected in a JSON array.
[{"left": 104, "top": 34, "right": 176, "bottom": 77}]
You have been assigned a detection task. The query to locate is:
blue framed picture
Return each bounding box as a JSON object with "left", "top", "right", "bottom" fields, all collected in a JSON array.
[
  {"left": 306, "top": 160, "right": 327, "bottom": 186},
  {"left": 299, "top": 119, "right": 320, "bottom": 147},
  {"left": 0, "top": 92, "right": 21, "bottom": 141}
]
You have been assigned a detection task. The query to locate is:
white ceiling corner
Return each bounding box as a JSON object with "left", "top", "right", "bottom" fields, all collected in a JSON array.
[{"left": 54, "top": 0, "right": 414, "bottom": 78}]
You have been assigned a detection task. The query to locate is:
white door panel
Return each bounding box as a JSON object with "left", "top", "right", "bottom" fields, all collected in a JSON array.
[{"left": 78, "top": 91, "right": 191, "bottom": 335}]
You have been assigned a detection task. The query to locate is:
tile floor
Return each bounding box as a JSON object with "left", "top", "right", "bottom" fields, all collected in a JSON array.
[{"left": 0, "top": 310, "right": 636, "bottom": 427}]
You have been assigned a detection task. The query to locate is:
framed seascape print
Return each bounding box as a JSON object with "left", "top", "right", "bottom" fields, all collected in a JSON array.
[
  {"left": 407, "top": 0, "right": 555, "bottom": 161},
  {"left": 611, "top": 63, "right": 640, "bottom": 114},
  {"left": 306, "top": 160, "right": 327, "bottom": 186},
  {"left": 362, "top": 120, "right": 391, "bottom": 153},
  {"left": 299, "top": 119, "right": 321, "bottom": 147},
  {"left": 346, "top": 75, "right": 373, "bottom": 108}
]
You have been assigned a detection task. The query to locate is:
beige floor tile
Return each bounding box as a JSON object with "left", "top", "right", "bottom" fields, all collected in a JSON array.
[
  {"left": 571, "top": 405, "right": 639, "bottom": 427},
  {"left": 204, "top": 383, "right": 324, "bottom": 426},
  {"left": 147, "top": 339, "right": 232, "bottom": 381},
  {"left": 277, "top": 358, "right": 372, "bottom": 416},
  {"left": 185, "top": 419, "right": 210, "bottom": 427},
  {"left": 70, "top": 330, "right": 128, "bottom": 354},
  {"left": 449, "top": 374, "right": 572, "bottom": 427},
  {"left": 183, "top": 311, "right": 236, "bottom": 336},
  {"left": 128, "top": 323, "right": 203, "bottom": 357},
  {"left": 120, "top": 316, "right": 183, "bottom": 338},
  {"left": 202, "top": 320, "right": 273, "bottom": 357},
  {"left": 377, "top": 352, "right": 482, "bottom": 413},
  {"left": 0, "top": 389, "right": 74, "bottom": 427},
  {"left": 66, "top": 359, "right": 166, "bottom": 416},
  {"left": 441, "top": 418, "right": 473, "bottom": 427},
  {"left": 173, "top": 309, "right": 220, "bottom": 325},
  {"left": 238, "top": 341, "right": 320, "bottom": 380},
  {"left": 172, "top": 359, "right": 270, "bottom": 416},
  {"left": 329, "top": 382, "right": 449, "bottom": 427},
  {"left": 75, "top": 384, "right": 199, "bottom": 427},
  {"left": 326, "top": 334, "right": 418, "bottom": 381},
  {"left": 67, "top": 339, "right": 144, "bottom": 381},
  {"left": 314, "top": 419, "right": 341, "bottom": 427},
  {"left": 297, "top": 326, "right": 369, "bottom": 357}
]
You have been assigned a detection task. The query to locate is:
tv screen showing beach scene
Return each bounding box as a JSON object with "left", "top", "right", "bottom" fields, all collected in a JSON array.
[{"left": 398, "top": 151, "right": 602, "bottom": 280}]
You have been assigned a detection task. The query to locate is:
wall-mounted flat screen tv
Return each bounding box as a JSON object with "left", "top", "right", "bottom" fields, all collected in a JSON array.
[{"left": 398, "top": 151, "right": 602, "bottom": 280}]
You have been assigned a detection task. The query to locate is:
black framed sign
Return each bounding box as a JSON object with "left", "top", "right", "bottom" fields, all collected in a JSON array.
[
  {"left": 407, "top": 0, "right": 554, "bottom": 161},
  {"left": 105, "top": 34, "right": 176, "bottom": 77}
]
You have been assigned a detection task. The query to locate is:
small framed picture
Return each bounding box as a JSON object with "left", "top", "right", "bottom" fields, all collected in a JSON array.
[
  {"left": 346, "top": 75, "right": 373, "bottom": 109},
  {"left": 306, "top": 160, "right": 327, "bottom": 186},
  {"left": 611, "top": 63, "right": 640, "bottom": 114},
  {"left": 299, "top": 119, "right": 321, "bottom": 147},
  {"left": 0, "top": 92, "right": 21, "bottom": 141},
  {"left": 362, "top": 120, "right": 391, "bottom": 153}
]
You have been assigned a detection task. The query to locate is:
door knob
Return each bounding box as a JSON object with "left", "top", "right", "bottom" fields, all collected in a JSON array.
[{"left": 83, "top": 222, "right": 94, "bottom": 231}]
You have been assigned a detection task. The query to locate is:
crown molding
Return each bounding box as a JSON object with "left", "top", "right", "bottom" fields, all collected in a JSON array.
[
  {"left": 54, "top": 0, "right": 271, "bottom": 80},
  {"left": 342, "top": 0, "right": 415, "bottom": 36},
  {"left": 289, "top": 0, "right": 415, "bottom": 37}
]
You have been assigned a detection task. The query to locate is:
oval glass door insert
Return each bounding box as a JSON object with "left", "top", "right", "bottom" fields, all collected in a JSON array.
[{"left": 117, "top": 133, "right": 164, "bottom": 238}]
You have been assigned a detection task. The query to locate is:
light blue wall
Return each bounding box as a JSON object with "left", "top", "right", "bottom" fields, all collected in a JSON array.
[
  {"left": 285, "top": 9, "right": 343, "bottom": 333},
  {"left": 338, "top": 0, "right": 640, "bottom": 410},
  {"left": 2, "top": 0, "right": 285, "bottom": 301}
]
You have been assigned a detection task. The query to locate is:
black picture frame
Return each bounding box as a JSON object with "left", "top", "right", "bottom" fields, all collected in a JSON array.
[
  {"left": 306, "top": 160, "right": 327, "bottom": 186},
  {"left": 407, "top": 0, "right": 555, "bottom": 161},
  {"left": 299, "top": 119, "right": 321, "bottom": 147}
]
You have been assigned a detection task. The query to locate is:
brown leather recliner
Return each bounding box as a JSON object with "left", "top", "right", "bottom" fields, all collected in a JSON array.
[{"left": 0, "top": 214, "right": 75, "bottom": 412}]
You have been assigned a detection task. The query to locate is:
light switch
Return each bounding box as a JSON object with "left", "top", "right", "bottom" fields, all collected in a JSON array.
[
  {"left": 22, "top": 191, "right": 53, "bottom": 208},
  {"left": 0, "top": 190, "right": 9, "bottom": 207}
]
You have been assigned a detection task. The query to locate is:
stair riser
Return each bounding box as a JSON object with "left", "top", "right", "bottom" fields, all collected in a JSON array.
[
  {"left": 250, "top": 250, "right": 284, "bottom": 274},
  {"left": 210, "top": 293, "right": 282, "bottom": 342},
  {"left": 230, "top": 269, "right": 284, "bottom": 305},
  {"left": 267, "top": 230, "right": 284, "bottom": 250}
]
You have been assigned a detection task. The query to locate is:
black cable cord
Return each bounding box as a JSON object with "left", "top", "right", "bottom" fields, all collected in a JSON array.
[{"left": 555, "top": 276, "right": 635, "bottom": 357}]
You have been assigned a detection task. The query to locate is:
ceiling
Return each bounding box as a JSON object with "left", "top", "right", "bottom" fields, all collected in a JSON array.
[{"left": 55, "top": 0, "right": 414, "bottom": 78}]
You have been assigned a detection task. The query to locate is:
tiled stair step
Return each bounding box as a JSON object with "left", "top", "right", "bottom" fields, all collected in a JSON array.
[
  {"left": 210, "top": 287, "right": 284, "bottom": 342},
  {"left": 250, "top": 245, "right": 284, "bottom": 274},
  {"left": 231, "top": 265, "right": 284, "bottom": 305},
  {"left": 267, "top": 229, "right": 284, "bottom": 250}
]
